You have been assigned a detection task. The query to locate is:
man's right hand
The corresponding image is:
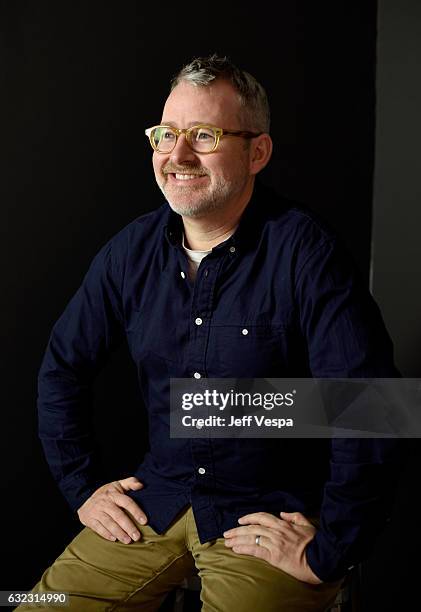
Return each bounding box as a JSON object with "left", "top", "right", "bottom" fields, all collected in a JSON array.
[{"left": 77, "top": 476, "right": 147, "bottom": 544}]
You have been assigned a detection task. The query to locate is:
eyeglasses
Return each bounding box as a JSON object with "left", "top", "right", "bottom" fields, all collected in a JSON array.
[{"left": 145, "top": 124, "right": 262, "bottom": 154}]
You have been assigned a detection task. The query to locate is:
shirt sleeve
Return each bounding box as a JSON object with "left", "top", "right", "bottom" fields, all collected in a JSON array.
[
  {"left": 294, "top": 233, "right": 402, "bottom": 582},
  {"left": 37, "top": 239, "right": 126, "bottom": 512}
]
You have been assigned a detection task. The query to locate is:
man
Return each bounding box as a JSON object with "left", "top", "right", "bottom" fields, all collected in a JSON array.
[{"left": 20, "top": 55, "right": 400, "bottom": 611}]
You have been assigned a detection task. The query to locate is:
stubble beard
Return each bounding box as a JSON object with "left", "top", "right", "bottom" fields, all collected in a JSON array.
[{"left": 157, "top": 171, "right": 249, "bottom": 219}]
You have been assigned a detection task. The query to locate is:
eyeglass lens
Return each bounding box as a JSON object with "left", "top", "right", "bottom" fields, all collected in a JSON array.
[{"left": 151, "top": 126, "right": 217, "bottom": 153}]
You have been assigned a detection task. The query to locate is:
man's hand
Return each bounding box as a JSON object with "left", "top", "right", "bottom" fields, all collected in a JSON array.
[
  {"left": 223, "top": 511, "right": 322, "bottom": 584},
  {"left": 77, "top": 476, "right": 147, "bottom": 544}
]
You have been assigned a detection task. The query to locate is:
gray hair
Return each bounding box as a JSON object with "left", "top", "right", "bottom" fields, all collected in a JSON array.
[{"left": 170, "top": 54, "right": 270, "bottom": 133}]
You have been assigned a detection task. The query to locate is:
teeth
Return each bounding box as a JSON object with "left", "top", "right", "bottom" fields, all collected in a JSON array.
[{"left": 175, "top": 174, "right": 202, "bottom": 180}]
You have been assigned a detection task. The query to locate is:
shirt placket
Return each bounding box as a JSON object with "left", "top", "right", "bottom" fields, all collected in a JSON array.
[{"left": 176, "top": 247, "right": 227, "bottom": 540}]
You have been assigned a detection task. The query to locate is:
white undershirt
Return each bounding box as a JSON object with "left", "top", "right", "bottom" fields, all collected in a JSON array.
[
  {"left": 182, "top": 234, "right": 212, "bottom": 281},
  {"left": 182, "top": 228, "right": 238, "bottom": 281}
]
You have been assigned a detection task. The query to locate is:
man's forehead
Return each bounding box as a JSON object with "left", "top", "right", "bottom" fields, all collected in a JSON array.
[{"left": 163, "top": 120, "right": 210, "bottom": 128}]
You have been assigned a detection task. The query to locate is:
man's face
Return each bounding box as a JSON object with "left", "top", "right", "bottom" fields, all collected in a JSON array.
[{"left": 152, "top": 79, "right": 254, "bottom": 218}]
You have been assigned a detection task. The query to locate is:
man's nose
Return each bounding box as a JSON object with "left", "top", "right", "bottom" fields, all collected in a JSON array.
[{"left": 170, "top": 133, "right": 198, "bottom": 164}]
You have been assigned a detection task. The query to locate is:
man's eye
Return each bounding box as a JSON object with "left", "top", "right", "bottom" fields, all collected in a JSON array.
[
  {"left": 196, "top": 131, "right": 213, "bottom": 140},
  {"left": 163, "top": 131, "right": 176, "bottom": 140}
]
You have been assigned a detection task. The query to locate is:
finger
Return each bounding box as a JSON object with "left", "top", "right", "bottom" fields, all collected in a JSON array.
[
  {"left": 280, "top": 511, "right": 312, "bottom": 527},
  {"left": 105, "top": 506, "right": 142, "bottom": 541},
  {"left": 230, "top": 541, "right": 269, "bottom": 561},
  {"left": 88, "top": 518, "right": 118, "bottom": 542},
  {"left": 92, "top": 481, "right": 124, "bottom": 497},
  {"left": 118, "top": 477, "right": 144, "bottom": 491},
  {"left": 225, "top": 532, "right": 274, "bottom": 549},
  {"left": 237, "top": 512, "right": 282, "bottom": 530},
  {"left": 96, "top": 512, "right": 138, "bottom": 544},
  {"left": 224, "top": 525, "right": 276, "bottom": 540},
  {"left": 109, "top": 492, "right": 148, "bottom": 525}
]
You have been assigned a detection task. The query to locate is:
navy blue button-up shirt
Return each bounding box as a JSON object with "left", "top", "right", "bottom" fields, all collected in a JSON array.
[{"left": 38, "top": 181, "right": 400, "bottom": 582}]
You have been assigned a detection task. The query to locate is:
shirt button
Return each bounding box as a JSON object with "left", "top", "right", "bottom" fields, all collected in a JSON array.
[
  {"left": 198, "top": 467, "right": 206, "bottom": 475},
  {"left": 180, "top": 271, "right": 186, "bottom": 279},
  {"left": 242, "top": 328, "right": 249, "bottom": 335},
  {"left": 193, "top": 372, "right": 201, "bottom": 379},
  {"left": 195, "top": 317, "right": 203, "bottom": 325},
  {"left": 229, "top": 246, "right": 236, "bottom": 253}
]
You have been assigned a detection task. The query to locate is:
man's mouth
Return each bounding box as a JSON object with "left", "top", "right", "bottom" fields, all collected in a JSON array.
[
  {"left": 175, "top": 173, "right": 200, "bottom": 180},
  {"left": 166, "top": 172, "right": 208, "bottom": 184}
]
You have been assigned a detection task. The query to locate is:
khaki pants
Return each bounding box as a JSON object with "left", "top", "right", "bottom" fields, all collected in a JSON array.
[{"left": 17, "top": 506, "right": 343, "bottom": 611}]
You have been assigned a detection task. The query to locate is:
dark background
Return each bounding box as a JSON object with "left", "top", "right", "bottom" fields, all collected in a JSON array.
[{"left": 1, "top": 1, "right": 420, "bottom": 610}]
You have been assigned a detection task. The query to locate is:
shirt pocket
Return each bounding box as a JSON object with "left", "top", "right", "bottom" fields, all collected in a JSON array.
[{"left": 206, "top": 323, "right": 286, "bottom": 377}]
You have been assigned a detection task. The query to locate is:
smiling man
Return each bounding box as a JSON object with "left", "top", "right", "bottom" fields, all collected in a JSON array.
[
  {"left": 149, "top": 75, "right": 271, "bottom": 253},
  {"left": 19, "top": 55, "right": 400, "bottom": 612}
]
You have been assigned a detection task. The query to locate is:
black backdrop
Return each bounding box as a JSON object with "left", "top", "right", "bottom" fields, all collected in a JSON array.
[{"left": 1, "top": 2, "right": 413, "bottom": 610}]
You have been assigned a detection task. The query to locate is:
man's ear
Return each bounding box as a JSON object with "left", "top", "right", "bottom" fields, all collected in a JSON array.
[{"left": 249, "top": 133, "right": 273, "bottom": 175}]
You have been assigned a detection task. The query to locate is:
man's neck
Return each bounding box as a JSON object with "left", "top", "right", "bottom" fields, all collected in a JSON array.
[{"left": 182, "top": 183, "right": 254, "bottom": 251}]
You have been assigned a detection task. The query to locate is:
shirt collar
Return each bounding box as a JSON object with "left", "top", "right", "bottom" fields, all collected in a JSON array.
[{"left": 163, "top": 179, "right": 277, "bottom": 254}]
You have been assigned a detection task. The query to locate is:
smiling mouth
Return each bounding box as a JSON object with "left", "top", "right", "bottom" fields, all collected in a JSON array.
[
  {"left": 167, "top": 172, "right": 208, "bottom": 182},
  {"left": 177, "top": 173, "right": 200, "bottom": 180}
]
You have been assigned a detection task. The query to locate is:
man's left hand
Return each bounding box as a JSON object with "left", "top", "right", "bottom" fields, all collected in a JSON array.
[{"left": 223, "top": 511, "right": 322, "bottom": 584}]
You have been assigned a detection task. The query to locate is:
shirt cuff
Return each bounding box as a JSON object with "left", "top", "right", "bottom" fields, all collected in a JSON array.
[
  {"left": 306, "top": 530, "right": 353, "bottom": 583},
  {"left": 59, "top": 475, "right": 106, "bottom": 513}
]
